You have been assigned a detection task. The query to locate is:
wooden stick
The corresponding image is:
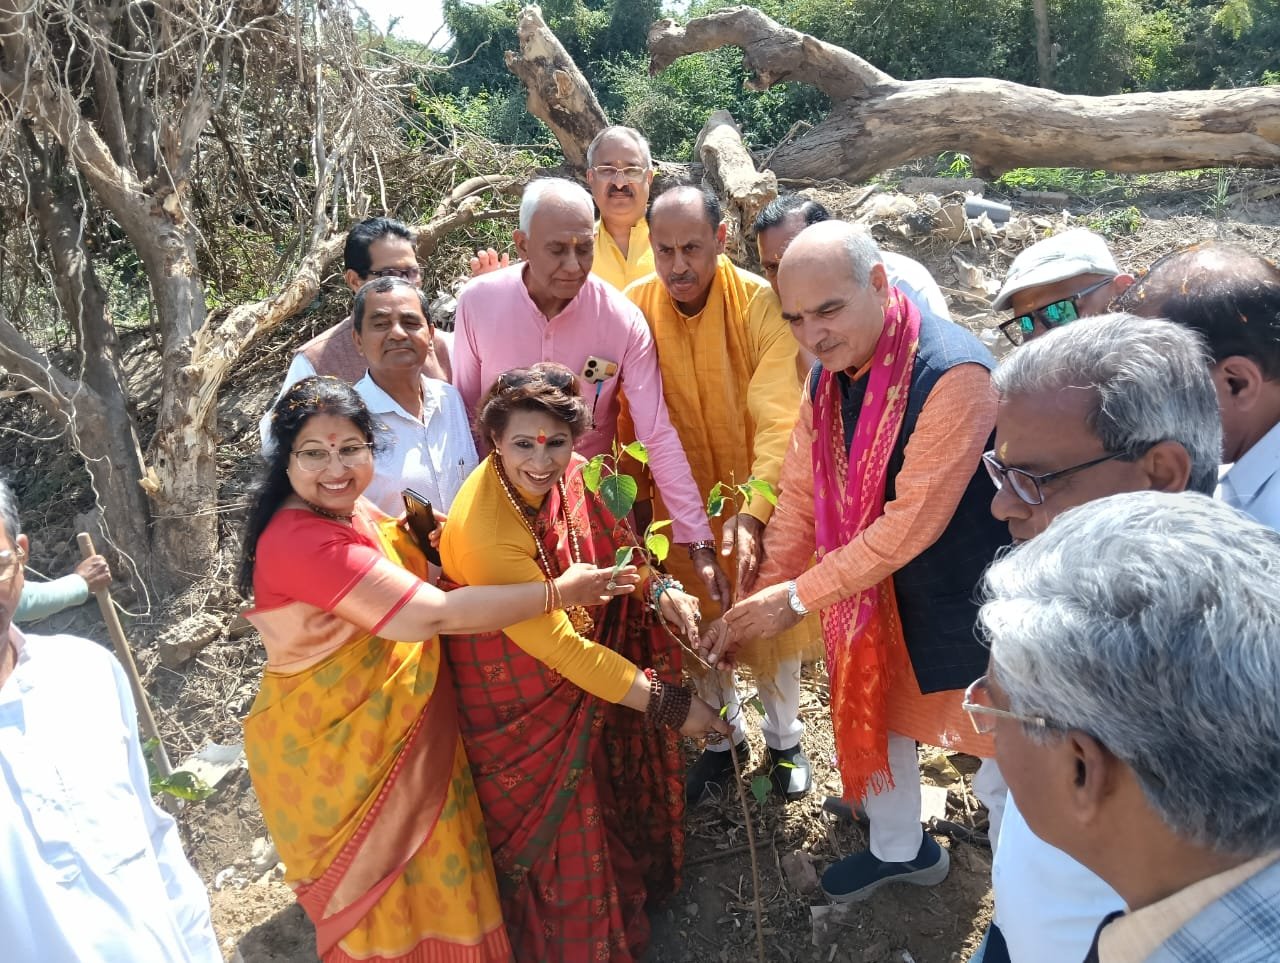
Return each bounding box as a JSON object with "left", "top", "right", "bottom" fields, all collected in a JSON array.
[{"left": 77, "top": 532, "right": 172, "bottom": 777}]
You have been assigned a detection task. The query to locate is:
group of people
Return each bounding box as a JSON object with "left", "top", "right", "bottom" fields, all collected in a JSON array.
[{"left": 2, "top": 120, "right": 1278, "bottom": 963}]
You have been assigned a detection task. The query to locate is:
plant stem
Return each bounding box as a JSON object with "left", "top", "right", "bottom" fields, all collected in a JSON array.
[{"left": 728, "top": 736, "right": 767, "bottom": 963}]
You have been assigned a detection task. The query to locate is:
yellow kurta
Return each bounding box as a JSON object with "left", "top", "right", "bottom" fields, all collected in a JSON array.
[
  {"left": 440, "top": 457, "right": 637, "bottom": 702},
  {"left": 625, "top": 256, "right": 813, "bottom": 629},
  {"left": 593, "top": 219, "right": 656, "bottom": 291}
]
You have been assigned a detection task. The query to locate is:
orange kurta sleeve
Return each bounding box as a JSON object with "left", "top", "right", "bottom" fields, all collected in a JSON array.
[{"left": 794, "top": 363, "right": 997, "bottom": 612}]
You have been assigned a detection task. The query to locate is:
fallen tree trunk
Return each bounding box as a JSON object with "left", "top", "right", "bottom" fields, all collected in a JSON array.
[
  {"left": 506, "top": 5, "right": 609, "bottom": 170},
  {"left": 649, "top": 5, "right": 1280, "bottom": 183},
  {"left": 696, "top": 109, "right": 777, "bottom": 261}
]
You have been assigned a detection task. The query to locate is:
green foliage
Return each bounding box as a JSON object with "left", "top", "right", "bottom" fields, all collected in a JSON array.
[
  {"left": 599, "top": 473, "right": 639, "bottom": 520},
  {"left": 144, "top": 740, "right": 214, "bottom": 803},
  {"left": 995, "top": 167, "right": 1128, "bottom": 196},
  {"left": 1086, "top": 205, "right": 1144, "bottom": 237},
  {"left": 750, "top": 774, "right": 772, "bottom": 805}
]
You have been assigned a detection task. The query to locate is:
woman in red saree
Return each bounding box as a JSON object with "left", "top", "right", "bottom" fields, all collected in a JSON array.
[
  {"left": 237, "top": 376, "right": 639, "bottom": 963},
  {"left": 439, "top": 364, "right": 730, "bottom": 961}
]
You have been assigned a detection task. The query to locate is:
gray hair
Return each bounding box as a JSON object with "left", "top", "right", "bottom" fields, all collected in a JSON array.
[
  {"left": 351, "top": 276, "right": 431, "bottom": 334},
  {"left": 980, "top": 490, "right": 1280, "bottom": 857},
  {"left": 991, "top": 314, "right": 1222, "bottom": 495},
  {"left": 0, "top": 478, "right": 19, "bottom": 542},
  {"left": 586, "top": 125, "right": 652, "bottom": 169},
  {"left": 837, "top": 224, "right": 883, "bottom": 288},
  {"left": 517, "top": 177, "right": 594, "bottom": 234}
]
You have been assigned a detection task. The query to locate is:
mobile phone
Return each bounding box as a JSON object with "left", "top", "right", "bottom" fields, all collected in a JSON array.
[
  {"left": 401, "top": 488, "right": 441, "bottom": 566},
  {"left": 581, "top": 355, "right": 618, "bottom": 385}
]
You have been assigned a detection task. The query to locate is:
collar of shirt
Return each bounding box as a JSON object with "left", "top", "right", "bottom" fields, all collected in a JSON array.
[
  {"left": 1220, "top": 418, "right": 1280, "bottom": 508},
  {"left": 355, "top": 373, "right": 442, "bottom": 426},
  {"left": 518, "top": 262, "right": 594, "bottom": 322},
  {"left": 1096, "top": 850, "right": 1280, "bottom": 961},
  {"left": 1, "top": 625, "right": 30, "bottom": 701}
]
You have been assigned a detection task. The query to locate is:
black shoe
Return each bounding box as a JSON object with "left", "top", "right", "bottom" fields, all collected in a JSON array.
[
  {"left": 686, "top": 741, "right": 748, "bottom": 804},
  {"left": 767, "top": 744, "right": 813, "bottom": 802}
]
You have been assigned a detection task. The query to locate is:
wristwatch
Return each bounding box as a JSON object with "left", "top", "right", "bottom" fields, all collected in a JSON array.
[{"left": 786, "top": 579, "right": 809, "bottom": 617}]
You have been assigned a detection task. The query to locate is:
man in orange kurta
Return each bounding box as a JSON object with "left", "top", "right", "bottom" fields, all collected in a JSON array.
[
  {"left": 624, "top": 181, "right": 820, "bottom": 804},
  {"left": 720, "top": 220, "right": 1009, "bottom": 903}
]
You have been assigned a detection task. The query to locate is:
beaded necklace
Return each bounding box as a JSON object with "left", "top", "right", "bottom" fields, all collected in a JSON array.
[
  {"left": 298, "top": 497, "right": 354, "bottom": 523},
  {"left": 491, "top": 455, "right": 594, "bottom": 635}
]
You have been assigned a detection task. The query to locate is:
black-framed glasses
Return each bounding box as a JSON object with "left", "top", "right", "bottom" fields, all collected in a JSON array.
[
  {"left": 982, "top": 449, "right": 1125, "bottom": 506},
  {"left": 963, "top": 675, "right": 1053, "bottom": 735},
  {"left": 998, "top": 277, "right": 1115, "bottom": 347},
  {"left": 590, "top": 164, "right": 648, "bottom": 184},
  {"left": 0, "top": 546, "right": 26, "bottom": 583},
  {"left": 367, "top": 265, "right": 422, "bottom": 282},
  {"left": 291, "top": 444, "right": 374, "bottom": 472}
]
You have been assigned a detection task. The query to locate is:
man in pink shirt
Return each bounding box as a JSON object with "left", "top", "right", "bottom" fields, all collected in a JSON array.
[{"left": 453, "top": 178, "right": 723, "bottom": 590}]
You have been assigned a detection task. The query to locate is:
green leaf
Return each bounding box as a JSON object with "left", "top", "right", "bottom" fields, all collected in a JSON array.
[
  {"left": 152, "top": 770, "right": 215, "bottom": 802},
  {"left": 621, "top": 440, "right": 650, "bottom": 465},
  {"left": 706, "top": 481, "right": 727, "bottom": 518},
  {"left": 719, "top": 705, "right": 730, "bottom": 718},
  {"left": 746, "top": 695, "right": 765, "bottom": 717},
  {"left": 744, "top": 477, "right": 778, "bottom": 506},
  {"left": 646, "top": 518, "right": 672, "bottom": 533},
  {"left": 582, "top": 455, "right": 605, "bottom": 493},
  {"left": 599, "top": 473, "right": 638, "bottom": 519},
  {"left": 750, "top": 775, "right": 772, "bottom": 805},
  {"left": 775, "top": 760, "right": 797, "bottom": 770},
  {"left": 613, "top": 546, "right": 634, "bottom": 573},
  {"left": 644, "top": 532, "right": 670, "bottom": 562}
]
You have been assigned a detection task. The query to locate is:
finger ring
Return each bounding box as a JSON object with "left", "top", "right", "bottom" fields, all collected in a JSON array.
[{"left": 606, "top": 580, "right": 617, "bottom": 591}]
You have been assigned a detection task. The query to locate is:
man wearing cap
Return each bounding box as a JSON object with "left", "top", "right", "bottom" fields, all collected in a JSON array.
[{"left": 993, "top": 229, "right": 1134, "bottom": 347}]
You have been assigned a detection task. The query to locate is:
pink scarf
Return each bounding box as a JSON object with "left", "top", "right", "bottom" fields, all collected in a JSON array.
[{"left": 811, "top": 287, "right": 920, "bottom": 801}]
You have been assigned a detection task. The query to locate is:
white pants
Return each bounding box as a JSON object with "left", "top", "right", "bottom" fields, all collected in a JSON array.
[
  {"left": 697, "top": 657, "right": 804, "bottom": 752},
  {"left": 860, "top": 733, "right": 1008, "bottom": 863}
]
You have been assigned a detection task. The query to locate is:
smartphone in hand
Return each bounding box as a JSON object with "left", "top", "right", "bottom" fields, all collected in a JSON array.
[{"left": 401, "top": 488, "right": 441, "bottom": 566}]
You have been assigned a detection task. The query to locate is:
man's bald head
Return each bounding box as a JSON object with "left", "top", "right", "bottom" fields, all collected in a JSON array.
[
  {"left": 645, "top": 181, "right": 727, "bottom": 314},
  {"left": 1119, "top": 243, "right": 1280, "bottom": 371},
  {"left": 518, "top": 178, "right": 594, "bottom": 234},
  {"left": 777, "top": 220, "right": 891, "bottom": 373},
  {"left": 778, "top": 220, "right": 884, "bottom": 290}
]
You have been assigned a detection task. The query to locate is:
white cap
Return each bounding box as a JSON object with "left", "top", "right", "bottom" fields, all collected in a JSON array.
[{"left": 993, "top": 229, "right": 1120, "bottom": 311}]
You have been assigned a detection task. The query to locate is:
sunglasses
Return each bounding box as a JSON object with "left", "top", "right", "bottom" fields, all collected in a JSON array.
[{"left": 998, "top": 277, "right": 1115, "bottom": 347}]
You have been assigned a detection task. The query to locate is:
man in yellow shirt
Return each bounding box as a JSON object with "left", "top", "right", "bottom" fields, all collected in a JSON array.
[
  {"left": 625, "top": 181, "right": 816, "bottom": 802},
  {"left": 585, "top": 126, "right": 656, "bottom": 291}
]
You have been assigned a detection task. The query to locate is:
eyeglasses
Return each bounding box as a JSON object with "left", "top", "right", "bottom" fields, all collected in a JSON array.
[
  {"left": 0, "top": 546, "right": 26, "bottom": 583},
  {"left": 291, "top": 444, "right": 374, "bottom": 472},
  {"left": 998, "top": 277, "right": 1115, "bottom": 346},
  {"left": 366, "top": 265, "right": 422, "bottom": 282},
  {"left": 983, "top": 449, "right": 1125, "bottom": 506},
  {"left": 963, "top": 675, "right": 1052, "bottom": 734},
  {"left": 590, "top": 165, "right": 648, "bottom": 184}
]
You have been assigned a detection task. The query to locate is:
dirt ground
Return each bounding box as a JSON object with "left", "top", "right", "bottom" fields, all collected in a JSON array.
[{"left": 9, "top": 168, "right": 1280, "bottom": 963}]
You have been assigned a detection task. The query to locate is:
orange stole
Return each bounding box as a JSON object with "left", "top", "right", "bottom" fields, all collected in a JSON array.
[{"left": 245, "top": 518, "right": 510, "bottom": 962}]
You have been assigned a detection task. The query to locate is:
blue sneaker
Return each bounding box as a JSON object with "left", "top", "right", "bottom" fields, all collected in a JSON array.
[{"left": 820, "top": 833, "right": 950, "bottom": 903}]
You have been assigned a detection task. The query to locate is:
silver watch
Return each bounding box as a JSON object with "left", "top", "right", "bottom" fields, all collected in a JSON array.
[{"left": 786, "top": 580, "right": 809, "bottom": 617}]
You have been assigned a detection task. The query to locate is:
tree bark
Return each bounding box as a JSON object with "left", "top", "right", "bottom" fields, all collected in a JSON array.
[
  {"left": 695, "top": 109, "right": 778, "bottom": 262},
  {"left": 1032, "top": 0, "right": 1052, "bottom": 89},
  {"left": 505, "top": 4, "right": 609, "bottom": 170},
  {"left": 648, "top": 6, "right": 1280, "bottom": 183}
]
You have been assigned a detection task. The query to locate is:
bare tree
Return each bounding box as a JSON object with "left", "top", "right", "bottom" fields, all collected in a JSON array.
[{"left": 0, "top": 1, "right": 512, "bottom": 595}]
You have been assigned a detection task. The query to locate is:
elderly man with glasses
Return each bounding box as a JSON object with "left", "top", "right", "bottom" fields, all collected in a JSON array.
[
  {"left": 993, "top": 229, "right": 1134, "bottom": 347},
  {"left": 973, "top": 490, "right": 1280, "bottom": 962},
  {"left": 972, "top": 313, "right": 1223, "bottom": 962}
]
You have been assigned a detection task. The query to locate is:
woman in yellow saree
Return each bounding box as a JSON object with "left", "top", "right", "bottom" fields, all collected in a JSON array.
[{"left": 237, "top": 376, "right": 638, "bottom": 962}]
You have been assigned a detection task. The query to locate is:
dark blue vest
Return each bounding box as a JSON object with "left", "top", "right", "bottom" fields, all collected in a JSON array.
[{"left": 809, "top": 308, "right": 1010, "bottom": 693}]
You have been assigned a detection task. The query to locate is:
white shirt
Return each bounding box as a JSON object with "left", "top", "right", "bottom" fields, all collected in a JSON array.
[
  {"left": 1218, "top": 419, "right": 1280, "bottom": 530},
  {"left": 355, "top": 372, "right": 478, "bottom": 516},
  {"left": 0, "top": 628, "right": 220, "bottom": 963},
  {"left": 992, "top": 796, "right": 1125, "bottom": 962},
  {"left": 883, "top": 251, "right": 952, "bottom": 321}
]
